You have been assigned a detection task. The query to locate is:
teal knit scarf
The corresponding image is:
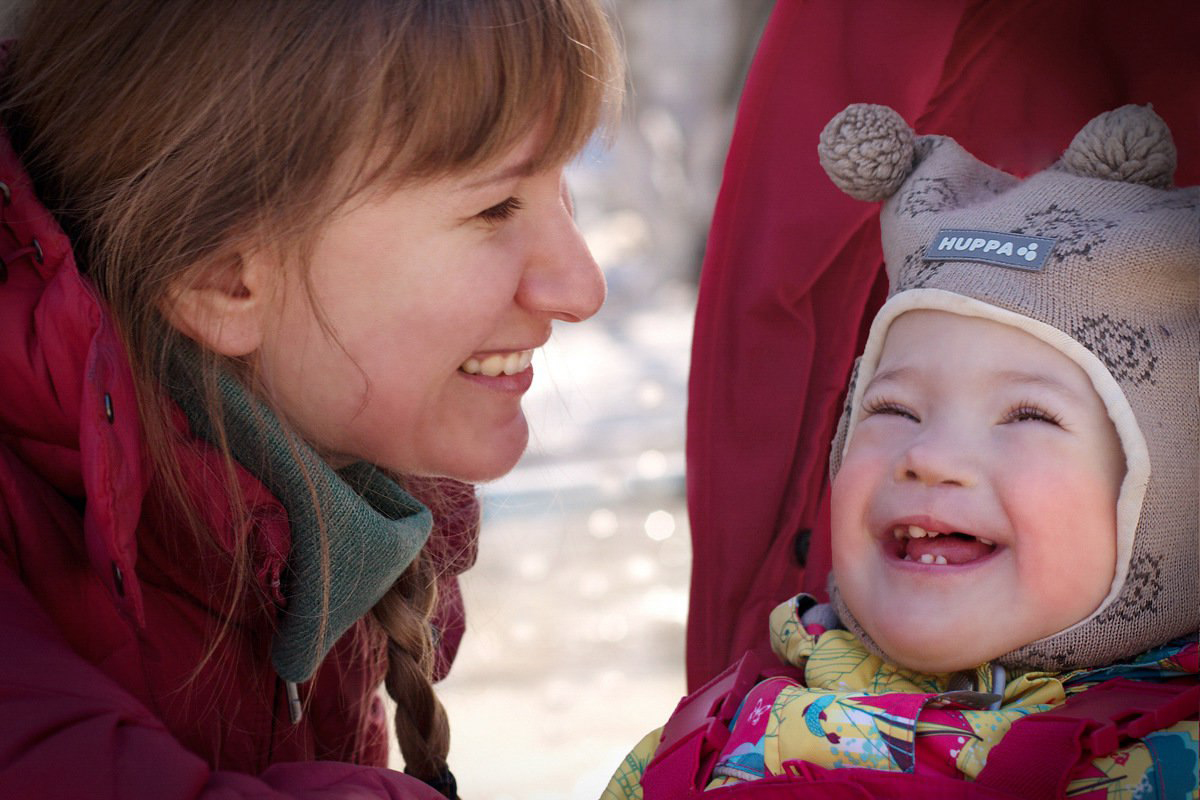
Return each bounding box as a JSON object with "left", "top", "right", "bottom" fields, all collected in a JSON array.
[{"left": 168, "top": 353, "right": 431, "bottom": 683}]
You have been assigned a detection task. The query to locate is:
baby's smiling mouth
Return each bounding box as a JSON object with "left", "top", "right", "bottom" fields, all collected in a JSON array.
[{"left": 890, "top": 524, "right": 998, "bottom": 565}]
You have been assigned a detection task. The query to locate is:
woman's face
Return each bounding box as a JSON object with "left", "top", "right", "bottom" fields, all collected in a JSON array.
[{"left": 255, "top": 129, "right": 605, "bottom": 481}]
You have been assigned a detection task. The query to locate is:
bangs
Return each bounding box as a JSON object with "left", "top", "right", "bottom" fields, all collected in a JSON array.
[
  {"left": 364, "top": 0, "right": 623, "bottom": 184},
  {"left": 2, "top": 0, "right": 623, "bottom": 287}
]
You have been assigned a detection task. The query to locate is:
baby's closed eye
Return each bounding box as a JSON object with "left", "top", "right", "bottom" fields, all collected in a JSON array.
[
  {"left": 862, "top": 398, "right": 919, "bottom": 422},
  {"left": 1001, "top": 403, "right": 1062, "bottom": 427}
]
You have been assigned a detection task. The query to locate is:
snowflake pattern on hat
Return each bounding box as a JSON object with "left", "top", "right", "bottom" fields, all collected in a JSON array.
[
  {"left": 1071, "top": 315, "right": 1158, "bottom": 386},
  {"left": 1011, "top": 203, "right": 1118, "bottom": 263}
]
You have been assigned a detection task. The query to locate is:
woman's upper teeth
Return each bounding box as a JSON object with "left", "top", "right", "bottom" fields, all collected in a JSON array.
[
  {"left": 892, "top": 524, "right": 994, "bottom": 547},
  {"left": 460, "top": 350, "right": 534, "bottom": 377}
]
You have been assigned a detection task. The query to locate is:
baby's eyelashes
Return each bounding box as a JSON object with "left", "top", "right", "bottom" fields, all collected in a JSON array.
[
  {"left": 862, "top": 398, "right": 919, "bottom": 422},
  {"left": 861, "top": 395, "right": 1068, "bottom": 429},
  {"left": 1001, "top": 403, "right": 1063, "bottom": 427}
]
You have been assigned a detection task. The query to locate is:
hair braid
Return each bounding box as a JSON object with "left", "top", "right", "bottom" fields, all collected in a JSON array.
[{"left": 371, "top": 552, "right": 455, "bottom": 797}]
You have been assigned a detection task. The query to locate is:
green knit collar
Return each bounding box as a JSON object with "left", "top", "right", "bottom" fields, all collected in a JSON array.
[{"left": 168, "top": 353, "right": 431, "bottom": 683}]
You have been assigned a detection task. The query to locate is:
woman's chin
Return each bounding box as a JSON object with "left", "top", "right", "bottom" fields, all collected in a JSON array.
[{"left": 429, "top": 418, "right": 530, "bottom": 484}]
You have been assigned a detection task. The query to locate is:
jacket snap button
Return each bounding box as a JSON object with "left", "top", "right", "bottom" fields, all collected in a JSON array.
[
  {"left": 793, "top": 528, "right": 812, "bottom": 567},
  {"left": 112, "top": 563, "right": 125, "bottom": 597},
  {"left": 103, "top": 393, "right": 115, "bottom": 423}
]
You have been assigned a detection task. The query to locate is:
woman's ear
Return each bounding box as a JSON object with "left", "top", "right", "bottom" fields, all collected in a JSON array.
[{"left": 162, "top": 251, "right": 276, "bottom": 358}]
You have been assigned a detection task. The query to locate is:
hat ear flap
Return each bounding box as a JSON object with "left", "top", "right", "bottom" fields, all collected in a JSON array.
[
  {"left": 827, "top": 357, "right": 861, "bottom": 479},
  {"left": 818, "top": 104, "right": 915, "bottom": 202},
  {"left": 1060, "top": 104, "right": 1176, "bottom": 188}
]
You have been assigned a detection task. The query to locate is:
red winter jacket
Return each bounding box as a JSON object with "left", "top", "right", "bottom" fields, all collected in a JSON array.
[{"left": 0, "top": 122, "right": 476, "bottom": 797}]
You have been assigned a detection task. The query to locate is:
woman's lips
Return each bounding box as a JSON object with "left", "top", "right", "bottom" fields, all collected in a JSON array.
[
  {"left": 459, "top": 349, "right": 534, "bottom": 377},
  {"left": 457, "top": 349, "right": 535, "bottom": 394}
]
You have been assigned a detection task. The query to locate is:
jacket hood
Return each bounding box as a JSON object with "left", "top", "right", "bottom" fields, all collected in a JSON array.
[{"left": 0, "top": 126, "right": 157, "bottom": 623}]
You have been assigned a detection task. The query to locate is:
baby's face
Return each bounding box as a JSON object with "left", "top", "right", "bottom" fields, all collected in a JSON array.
[{"left": 831, "top": 310, "right": 1125, "bottom": 673}]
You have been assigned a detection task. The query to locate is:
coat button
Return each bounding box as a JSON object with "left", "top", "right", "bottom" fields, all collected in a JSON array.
[
  {"left": 103, "top": 393, "right": 115, "bottom": 424},
  {"left": 793, "top": 528, "right": 812, "bottom": 567},
  {"left": 112, "top": 563, "right": 125, "bottom": 597}
]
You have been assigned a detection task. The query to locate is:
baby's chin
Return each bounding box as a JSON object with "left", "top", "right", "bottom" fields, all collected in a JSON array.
[
  {"left": 881, "top": 644, "right": 996, "bottom": 675},
  {"left": 861, "top": 614, "right": 1015, "bottom": 675}
]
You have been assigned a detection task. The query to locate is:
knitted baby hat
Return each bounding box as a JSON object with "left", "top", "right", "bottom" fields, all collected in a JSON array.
[{"left": 818, "top": 104, "right": 1198, "bottom": 672}]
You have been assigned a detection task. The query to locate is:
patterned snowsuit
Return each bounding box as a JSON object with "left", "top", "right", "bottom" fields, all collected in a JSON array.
[{"left": 604, "top": 595, "right": 1199, "bottom": 799}]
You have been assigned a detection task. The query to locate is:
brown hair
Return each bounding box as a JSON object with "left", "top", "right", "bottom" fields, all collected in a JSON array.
[{"left": 2, "top": 0, "right": 620, "bottom": 791}]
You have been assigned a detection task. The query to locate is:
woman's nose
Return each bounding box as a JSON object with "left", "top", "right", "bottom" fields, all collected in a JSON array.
[
  {"left": 515, "top": 189, "right": 606, "bottom": 323},
  {"left": 894, "top": 427, "right": 977, "bottom": 488}
]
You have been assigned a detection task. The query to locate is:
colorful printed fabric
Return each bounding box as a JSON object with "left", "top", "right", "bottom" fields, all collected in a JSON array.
[{"left": 601, "top": 596, "right": 1198, "bottom": 799}]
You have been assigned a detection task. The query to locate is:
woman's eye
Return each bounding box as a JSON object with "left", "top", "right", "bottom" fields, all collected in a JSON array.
[
  {"left": 862, "top": 399, "right": 918, "bottom": 422},
  {"left": 477, "top": 196, "right": 523, "bottom": 223},
  {"left": 1004, "top": 404, "right": 1062, "bottom": 426}
]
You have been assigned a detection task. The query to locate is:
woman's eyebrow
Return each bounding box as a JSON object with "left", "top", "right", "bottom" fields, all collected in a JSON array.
[{"left": 463, "top": 158, "right": 538, "bottom": 189}]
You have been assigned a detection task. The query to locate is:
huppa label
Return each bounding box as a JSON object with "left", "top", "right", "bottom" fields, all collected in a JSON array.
[{"left": 922, "top": 229, "right": 1056, "bottom": 271}]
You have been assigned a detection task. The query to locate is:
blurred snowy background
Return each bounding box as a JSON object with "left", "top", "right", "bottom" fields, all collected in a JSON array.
[{"left": 432, "top": 2, "right": 772, "bottom": 797}]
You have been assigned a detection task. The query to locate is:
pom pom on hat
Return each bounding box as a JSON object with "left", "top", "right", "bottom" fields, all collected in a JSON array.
[
  {"left": 818, "top": 104, "right": 915, "bottom": 202},
  {"left": 1060, "top": 104, "right": 1176, "bottom": 187}
]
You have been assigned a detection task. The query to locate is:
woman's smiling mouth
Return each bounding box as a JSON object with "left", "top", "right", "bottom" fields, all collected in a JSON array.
[{"left": 459, "top": 349, "right": 534, "bottom": 376}]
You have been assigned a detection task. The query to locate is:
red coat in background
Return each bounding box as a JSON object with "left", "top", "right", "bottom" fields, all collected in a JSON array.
[
  {"left": 0, "top": 122, "right": 476, "bottom": 797},
  {"left": 686, "top": 0, "right": 1200, "bottom": 691}
]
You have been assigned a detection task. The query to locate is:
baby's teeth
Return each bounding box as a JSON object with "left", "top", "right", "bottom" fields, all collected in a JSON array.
[
  {"left": 934, "top": 555, "right": 948, "bottom": 565},
  {"left": 893, "top": 527, "right": 905, "bottom": 540},
  {"left": 908, "top": 525, "right": 928, "bottom": 539},
  {"left": 461, "top": 358, "right": 481, "bottom": 374},
  {"left": 979, "top": 537, "right": 995, "bottom": 547},
  {"left": 918, "top": 553, "right": 935, "bottom": 564}
]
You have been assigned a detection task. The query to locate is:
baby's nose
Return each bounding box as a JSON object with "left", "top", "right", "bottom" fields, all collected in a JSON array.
[{"left": 895, "top": 432, "right": 978, "bottom": 488}]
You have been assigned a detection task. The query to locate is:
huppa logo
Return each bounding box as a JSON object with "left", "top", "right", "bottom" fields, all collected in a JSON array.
[{"left": 922, "top": 228, "right": 1056, "bottom": 271}]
